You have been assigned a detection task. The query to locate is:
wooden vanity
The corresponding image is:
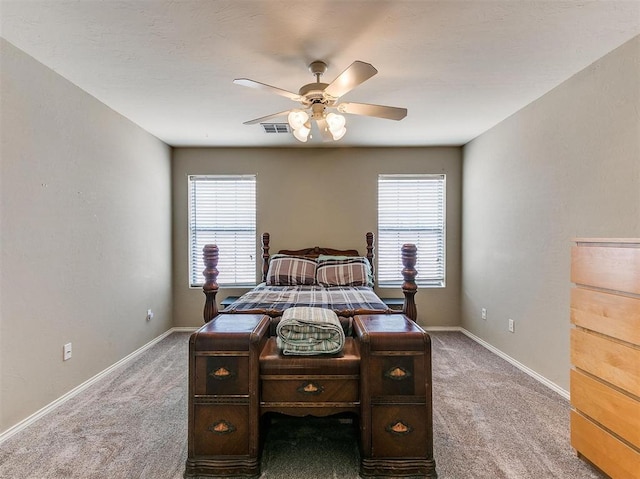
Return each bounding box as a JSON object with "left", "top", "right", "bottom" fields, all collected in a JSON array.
[{"left": 185, "top": 313, "right": 437, "bottom": 478}]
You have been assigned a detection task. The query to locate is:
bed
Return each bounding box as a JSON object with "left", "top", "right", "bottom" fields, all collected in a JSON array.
[
  {"left": 201, "top": 231, "right": 418, "bottom": 323},
  {"left": 186, "top": 233, "right": 437, "bottom": 479}
]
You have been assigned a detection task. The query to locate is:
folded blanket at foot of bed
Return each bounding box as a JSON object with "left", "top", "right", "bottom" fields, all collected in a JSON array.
[{"left": 276, "top": 307, "right": 345, "bottom": 355}]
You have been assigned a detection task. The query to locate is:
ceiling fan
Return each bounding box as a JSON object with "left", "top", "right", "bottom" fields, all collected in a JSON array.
[{"left": 234, "top": 60, "right": 407, "bottom": 142}]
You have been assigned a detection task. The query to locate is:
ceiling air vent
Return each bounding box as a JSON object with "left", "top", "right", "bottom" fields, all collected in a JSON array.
[{"left": 261, "top": 123, "right": 291, "bottom": 134}]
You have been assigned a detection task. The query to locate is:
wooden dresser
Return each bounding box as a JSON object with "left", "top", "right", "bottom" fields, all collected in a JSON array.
[
  {"left": 185, "top": 313, "right": 437, "bottom": 478},
  {"left": 570, "top": 238, "right": 640, "bottom": 478}
]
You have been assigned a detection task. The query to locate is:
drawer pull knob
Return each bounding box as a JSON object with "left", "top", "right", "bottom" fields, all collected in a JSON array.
[
  {"left": 385, "top": 366, "right": 411, "bottom": 381},
  {"left": 297, "top": 382, "right": 324, "bottom": 395},
  {"left": 210, "top": 366, "right": 235, "bottom": 380},
  {"left": 208, "top": 419, "right": 236, "bottom": 435},
  {"left": 385, "top": 420, "right": 413, "bottom": 436}
]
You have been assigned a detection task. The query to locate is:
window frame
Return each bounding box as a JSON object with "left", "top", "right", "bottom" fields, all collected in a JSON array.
[
  {"left": 188, "top": 174, "right": 257, "bottom": 288},
  {"left": 377, "top": 173, "right": 446, "bottom": 288}
]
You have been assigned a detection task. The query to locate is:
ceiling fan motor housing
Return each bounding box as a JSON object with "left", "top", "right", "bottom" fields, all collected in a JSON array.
[
  {"left": 299, "top": 61, "right": 337, "bottom": 108},
  {"left": 298, "top": 83, "right": 333, "bottom": 106}
]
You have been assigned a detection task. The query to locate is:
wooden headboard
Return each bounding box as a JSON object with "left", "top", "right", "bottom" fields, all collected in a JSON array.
[{"left": 260, "top": 232, "right": 375, "bottom": 283}]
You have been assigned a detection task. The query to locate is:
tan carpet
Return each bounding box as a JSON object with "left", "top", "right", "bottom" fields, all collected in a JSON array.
[
  {"left": 0, "top": 331, "right": 605, "bottom": 479},
  {"left": 430, "top": 332, "right": 603, "bottom": 479}
]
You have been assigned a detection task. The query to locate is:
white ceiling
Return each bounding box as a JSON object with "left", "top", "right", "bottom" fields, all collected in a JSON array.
[{"left": 1, "top": 1, "right": 639, "bottom": 147}]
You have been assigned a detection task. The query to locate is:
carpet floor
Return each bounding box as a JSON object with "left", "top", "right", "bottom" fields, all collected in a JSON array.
[{"left": 0, "top": 331, "right": 605, "bottom": 479}]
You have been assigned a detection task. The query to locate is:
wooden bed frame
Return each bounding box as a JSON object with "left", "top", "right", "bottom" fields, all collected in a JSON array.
[
  {"left": 201, "top": 231, "right": 419, "bottom": 322},
  {"left": 186, "top": 233, "right": 437, "bottom": 479}
]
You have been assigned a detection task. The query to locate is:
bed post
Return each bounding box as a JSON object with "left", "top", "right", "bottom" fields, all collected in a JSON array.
[
  {"left": 365, "top": 232, "right": 374, "bottom": 275},
  {"left": 261, "top": 232, "right": 270, "bottom": 283},
  {"left": 401, "top": 243, "right": 418, "bottom": 322},
  {"left": 203, "top": 244, "right": 219, "bottom": 323}
]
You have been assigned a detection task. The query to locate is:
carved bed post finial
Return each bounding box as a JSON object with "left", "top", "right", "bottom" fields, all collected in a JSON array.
[
  {"left": 203, "top": 244, "right": 219, "bottom": 323},
  {"left": 262, "top": 233, "right": 270, "bottom": 283},
  {"left": 401, "top": 243, "right": 418, "bottom": 322},
  {"left": 366, "top": 232, "right": 374, "bottom": 275}
]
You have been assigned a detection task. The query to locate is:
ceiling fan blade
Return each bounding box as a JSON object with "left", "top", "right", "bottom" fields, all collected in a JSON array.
[
  {"left": 315, "top": 118, "right": 334, "bottom": 142},
  {"left": 242, "top": 110, "right": 292, "bottom": 125},
  {"left": 338, "top": 102, "right": 407, "bottom": 121},
  {"left": 233, "top": 78, "right": 301, "bottom": 101},
  {"left": 324, "top": 61, "right": 378, "bottom": 99}
]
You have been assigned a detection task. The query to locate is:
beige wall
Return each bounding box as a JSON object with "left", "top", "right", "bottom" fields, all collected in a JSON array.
[
  {"left": 172, "top": 147, "right": 462, "bottom": 328},
  {"left": 461, "top": 36, "right": 640, "bottom": 392},
  {"left": 0, "top": 39, "right": 173, "bottom": 433}
]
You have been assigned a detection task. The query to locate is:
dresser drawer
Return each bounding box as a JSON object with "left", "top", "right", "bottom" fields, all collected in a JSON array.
[
  {"left": 571, "top": 369, "right": 640, "bottom": 447},
  {"left": 571, "top": 328, "right": 640, "bottom": 397},
  {"left": 571, "top": 244, "right": 640, "bottom": 295},
  {"left": 571, "top": 410, "right": 640, "bottom": 479},
  {"left": 570, "top": 287, "right": 640, "bottom": 345},
  {"left": 194, "top": 355, "right": 250, "bottom": 396},
  {"left": 193, "top": 404, "right": 250, "bottom": 456},
  {"left": 369, "top": 355, "right": 425, "bottom": 397},
  {"left": 261, "top": 377, "right": 359, "bottom": 403},
  {"left": 371, "top": 404, "right": 429, "bottom": 458}
]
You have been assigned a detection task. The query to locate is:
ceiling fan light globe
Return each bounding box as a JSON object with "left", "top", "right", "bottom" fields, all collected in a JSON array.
[
  {"left": 326, "top": 112, "right": 346, "bottom": 132},
  {"left": 331, "top": 126, "right": 347, "bottom": 141},
  {"left": 288, "top": 110, "right": 309, "bottom": 130},
  {"left": 293, "top": 125, "right": 311, "bottom": 142}
]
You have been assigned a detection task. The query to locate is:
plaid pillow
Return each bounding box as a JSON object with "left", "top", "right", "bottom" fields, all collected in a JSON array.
[
  {"left": 266, "top": 255, "right": 317, "bottom": 286},
  {"left": 316, "top": 257, "right": 373, "bottom": 287}
]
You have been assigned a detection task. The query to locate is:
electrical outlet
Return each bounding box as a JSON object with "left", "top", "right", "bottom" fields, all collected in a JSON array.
[
  {"left": 508, "top": 319, "right": 515, "bottom": 333},
  {"left": 63, "top": 343, "right": 72, "bottom": 361},
  {"left": 146, "top": 309, "right": 154, "bottom": 321},
  {"left": 481, "top": 308, "right": 487, "bottom": 320}
]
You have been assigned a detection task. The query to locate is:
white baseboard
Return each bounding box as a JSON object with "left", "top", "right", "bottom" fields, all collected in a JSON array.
[
  {"left": 0, "top": 327, "right": 193, "bottom": 444},
  {"left": 423, "top": 326, "right": 463, "bottom": 332},
  {"left": 459, "top": 328, "right": 569, "bottom": 400},
  {"left": 172, "top": 326, "right": 199, "bottom": 332}
]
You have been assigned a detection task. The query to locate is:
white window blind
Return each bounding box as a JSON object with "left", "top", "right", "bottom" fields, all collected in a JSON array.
[
  {"left": 377, "top": 174, "right": 446, "bottom": 287},
  {"left": 188, "top": 175, "right": 257, "bottom": 287}
]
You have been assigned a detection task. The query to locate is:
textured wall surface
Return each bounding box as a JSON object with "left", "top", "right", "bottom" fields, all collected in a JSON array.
[
  {"left": 461, "top": 36, "right": 640, "bottom": 392},
  {"left": 0, "top": 39, "right": 173, "bottom": 433}
]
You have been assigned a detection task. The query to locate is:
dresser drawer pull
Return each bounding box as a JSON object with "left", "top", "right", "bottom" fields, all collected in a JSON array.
[
  {"left": 297, "top": 382, "right": 324, "bottom": 395},
  {"left": 210, "top": 366, "right": 235, "bottom": 380},
  {"left": 208, "top": 419, "right": 236, "bottom": 435},
  {"left": 385, "top": 420, "right": 413, "bottom": 436},
  {"left": 384, "top": 366, "right": 412, "bottom": 381}
]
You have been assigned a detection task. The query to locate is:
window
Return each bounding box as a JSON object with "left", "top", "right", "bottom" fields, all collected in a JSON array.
[
  {"left": 377, "top": 174, "right": 446, "bottom": 287},
  {"left": 188, "top": 175, "right": 257, "bottom": 287}
]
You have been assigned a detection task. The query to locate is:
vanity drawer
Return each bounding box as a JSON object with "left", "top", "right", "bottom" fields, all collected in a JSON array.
[
  {"left": 371, "top": 404, "right": 429, "bottom": 458},
  {"left": 261, "top": 377, "right": 359, "bottom": 403},
  {"left": 369, "top": 354, "right": 426, "bottom": 397},
  {"left": 194, "top": 355, "right": 250, "bottom": 396},
  {"left": 192, "top": 403, "right": 250, "bottom": 457}
]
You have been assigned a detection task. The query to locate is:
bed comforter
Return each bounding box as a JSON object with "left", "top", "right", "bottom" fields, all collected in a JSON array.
[{"left": 223, "top": 283, "right": 391, "bottom": 316}]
